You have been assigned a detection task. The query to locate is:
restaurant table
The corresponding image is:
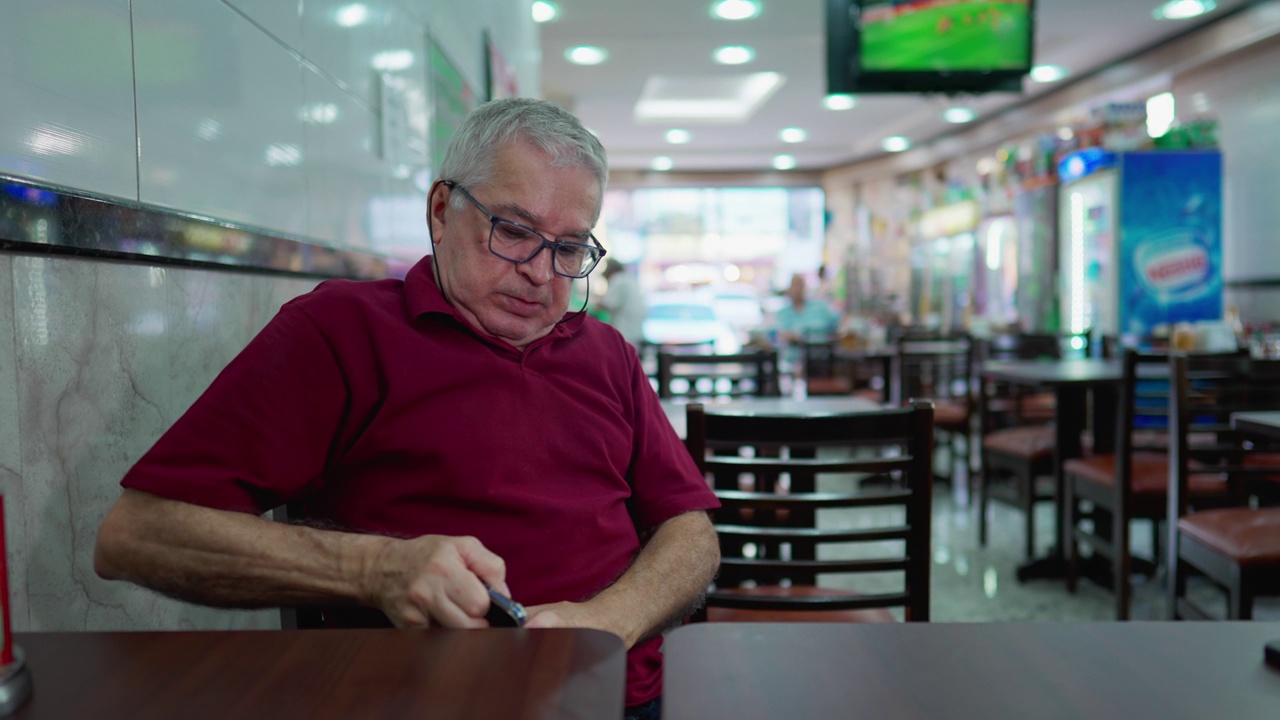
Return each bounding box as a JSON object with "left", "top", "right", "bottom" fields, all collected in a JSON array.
[
  {"left": 663, "top": 621, "right": 1280, "bottom": 720},
  {"left": 660, "top": 395, "right": 885, "bottom": 439},
  {"left": 980, "top": 358, "right": 1126, "bottom": 582},
  {"left": 10, "top": 628, "right": 625, "bottom": 719},
  {"left": 1231, "top": 410, "right": 1280, "bottom": 441}
]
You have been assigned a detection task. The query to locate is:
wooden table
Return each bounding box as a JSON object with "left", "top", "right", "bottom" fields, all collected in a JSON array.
[
  {"left": 663, "top": 621, "right": 1280, "bottom": 720},
  {"left": 661, "top": 395, "right": 885, "bottom": 439},
  {"left": 11, "top": 628, "right": 625, "bottom": 719},
  {"left": 1232, "top": 410, "right": 1280, "bottom": 441},
  {"left": 981, "top": 358, "right": 1126, "bottom": 582}
]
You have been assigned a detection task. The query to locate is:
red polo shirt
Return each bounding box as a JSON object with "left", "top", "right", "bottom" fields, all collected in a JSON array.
[{"left": 122, "top": 256, "right": 718, "bottom": 707}]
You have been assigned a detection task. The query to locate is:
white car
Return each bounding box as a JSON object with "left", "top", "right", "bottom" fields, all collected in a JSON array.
[{"left": 642, "top": 294, "right": 742, "bottom": 354}]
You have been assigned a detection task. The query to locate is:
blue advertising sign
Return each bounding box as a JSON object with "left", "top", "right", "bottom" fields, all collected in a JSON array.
[{"left": 1118, "top": 151, "right": 1222, "bottom": 335}]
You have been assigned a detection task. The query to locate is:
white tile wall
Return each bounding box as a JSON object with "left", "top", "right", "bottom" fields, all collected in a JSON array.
[
  {"left": 0, "top": 0, "right": 138, "bottom": 200},
  {"left": 223, "top": 0, "right": 303, "bottom": 50}
]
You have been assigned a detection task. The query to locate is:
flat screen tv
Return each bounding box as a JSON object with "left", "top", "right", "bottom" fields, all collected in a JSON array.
[{"left": 827, "top": 0, "right": 1035, "bottom": 95}]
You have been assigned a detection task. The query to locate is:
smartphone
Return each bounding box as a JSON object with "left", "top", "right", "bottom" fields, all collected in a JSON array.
[
  {"left": 1266, "top": 640, "right": 1280, "bottom": 670},
  {"left": 484, "top": 585, "right": 527, "bottom": 628}
]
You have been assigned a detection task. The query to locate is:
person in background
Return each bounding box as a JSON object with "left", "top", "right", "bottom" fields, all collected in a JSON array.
[
  {"left": 93, "top": 97, "right": 719, "bottom": 720},
  {"left": 775, "top": 272, "right": 840, "bottom": 344},
  {"left": 600, "top": 259, "right": 647, "bottom": 350}
]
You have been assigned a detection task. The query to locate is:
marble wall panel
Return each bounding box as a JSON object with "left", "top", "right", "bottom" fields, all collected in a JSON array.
[
  {"left": 164, "top": 266, "right": 260, "bottom": 419},
  {"left": 0, "top": 256, "right": 27, "bottom": 630}
]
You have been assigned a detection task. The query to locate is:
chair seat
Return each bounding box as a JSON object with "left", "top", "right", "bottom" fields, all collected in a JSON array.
[
  {"left": 932, "top": 399, "right": 970, "bottom": 429},
  {"left": 983, "top": 425, "right": 1055, "bottom": 461},
  {"left": 1064, "top": 452, "right": 1226, "bottom": 495},
  {"left": 806, "top": 377, "right": 853, "bottom": 396},
  {"left": 1244, "top": 452, "right": 1280, "bottom": 485},
  {"left": 852, "top": 387, "right": 885, "bottom": 403},
  {"left": 1178, "top": 508, "right": 1280, "bottom": 565},
  {"left": 706, "top": 585, "right": 896, "bottom": 623}
]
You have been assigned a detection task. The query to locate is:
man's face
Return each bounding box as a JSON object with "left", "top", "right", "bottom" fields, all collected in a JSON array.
[{"left": 429, "top": 141, "right": 600, "bottom": 350}]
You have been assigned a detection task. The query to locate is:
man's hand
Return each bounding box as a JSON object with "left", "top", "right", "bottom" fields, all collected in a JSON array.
[
  {"left": 362, "top": 534, "right": 509, "bottom": 629},
  {"left": 522, "top": 600, "right": 612, "bottom": 635}
]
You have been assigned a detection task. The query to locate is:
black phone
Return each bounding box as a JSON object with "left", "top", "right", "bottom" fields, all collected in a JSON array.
[
  {"left": 485, "top": 586, "right": 527, "bottom": 628},
  {"left": 1266, "top": 640, "right": 1280, "bottom": 670}
]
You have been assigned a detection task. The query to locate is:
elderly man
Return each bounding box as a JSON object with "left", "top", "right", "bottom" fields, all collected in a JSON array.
[{"left": 94, "top": 97, "right": 720, "bottom": 720}]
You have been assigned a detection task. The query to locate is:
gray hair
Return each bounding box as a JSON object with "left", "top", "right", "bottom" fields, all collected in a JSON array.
[{"left": 439, "top": 98, "right": 609, "bottom": 217}]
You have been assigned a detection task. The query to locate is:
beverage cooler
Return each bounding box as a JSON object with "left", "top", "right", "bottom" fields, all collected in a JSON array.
[{"left": 1057, "top": 148, "right": 1223, "bottom": 341}]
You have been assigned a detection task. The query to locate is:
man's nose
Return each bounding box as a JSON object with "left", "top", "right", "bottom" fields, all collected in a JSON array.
[{"left": 516, "top": 243, "right": 556, "bottom": 283}]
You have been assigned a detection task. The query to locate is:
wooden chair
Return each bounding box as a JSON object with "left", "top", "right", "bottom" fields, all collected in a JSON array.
[
  {"left": 656, "top": 349, "right": 780, "bottom": 400},
  {"left": 976, "top": 332, "right": 1069, "bottom": 559},
  {"left": 892, "top": 334, "right": 974, "bottom": 485},
  {"left": 1167, "top": 352, "right": 1280, "bottom": 620},
  {"left": 1063, "top": 349, "right": 1233, "bottom": 619},
  {"left": 801, "top": 337, "right": 853, "bottom": 396},
  {"left": 685, "top": 400, "right": 935, "bottom": 622}
]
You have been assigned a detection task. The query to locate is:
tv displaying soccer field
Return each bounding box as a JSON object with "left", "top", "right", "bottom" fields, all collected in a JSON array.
[{"left": 860, "top": 0, "right": 1032, "bottom": 73}]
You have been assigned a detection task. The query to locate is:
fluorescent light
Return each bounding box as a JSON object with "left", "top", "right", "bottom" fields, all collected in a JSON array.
[
  {"left": 372, "top": 50, "right": 414, "bottom": 71},
  {"left": 531, "top": 1, "right": 559, "bottom": 23},
  {"left": 634, "top": 72, "right": 784, "bottom": 122},
  {"left": 772, "top": 154, "right": 797, "bottom": 170},
  {"left": 779, "top": 127, "right": 806, "bottom": 143},
  {"left": 565, "top": 46, "right": 608, "bottom": 65},
  {"left": 336, "top": 4, "right": 368, "bottom": 27},
  {"left": 823, "top": 94, "right": 856, "bottom": 111},
  {"left": 651, "top": 156, "right": 674, "bottom": 171},
  {"left": 665, "top": 129, "right": 692, "bottom": 144},
  {"left": 713, "top": 46, "right": 755, "bottom": 65},
  {"left": 1146, "top": 92, "right": 1176, "bottom": 137},
  {"left": 1154, "top": 0, "right": 1216, "bottom": 20},
  {"left": 881, "top": 136, "right": 910, "bottom": 152},
  {"left": 943, "top": 107, "right": 975, "bottom": 124},
  {"left": 712, "top": 0, "right": 760, "bottom": 21},
  {"left": 1030, "top": 64, "right": 1069, "bottom": 83}
]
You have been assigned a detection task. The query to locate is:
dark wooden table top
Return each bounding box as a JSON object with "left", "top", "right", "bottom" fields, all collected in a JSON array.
[
  {"left": 981, "top": 358, "right": 1125, "bottom": 386},
  {"left": 1232, "top": 410, "right": 1280, "bottom": 441},
  {"left": 663, "top": 622, "right": 1280, "bottom": 720},
  {"left": 12, "top": 628, "right": 625, "bottom": 719},
  {"left": 661, "top": 396, "right": 885, "bottom": 438}
]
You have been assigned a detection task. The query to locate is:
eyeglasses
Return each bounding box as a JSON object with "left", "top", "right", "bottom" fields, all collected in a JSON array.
[{"left": 443, "top": 181, "right": 606, "bottom": 279}]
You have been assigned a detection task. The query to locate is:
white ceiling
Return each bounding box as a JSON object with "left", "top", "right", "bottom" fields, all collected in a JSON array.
[{"left": 538, "top": 0, "right": 1254, "bottom": 173}]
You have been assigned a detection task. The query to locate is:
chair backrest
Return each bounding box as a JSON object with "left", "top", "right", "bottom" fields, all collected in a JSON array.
[
  {"left": 891, "top": 334, "right": 973, "bottom": 407},
  {"left": 685, "top": 400, "right": 935, "bottom": 621},
  {"left": 980, "top": 332, "right": 1063, "bottom": 363},
  {"left": 656, "top": 349, "right": 780, "bottom": 399}
]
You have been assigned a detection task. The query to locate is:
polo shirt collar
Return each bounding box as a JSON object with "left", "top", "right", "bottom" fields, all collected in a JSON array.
[{"left": 403, "top": 255, "right": 587, "bottom": 350}]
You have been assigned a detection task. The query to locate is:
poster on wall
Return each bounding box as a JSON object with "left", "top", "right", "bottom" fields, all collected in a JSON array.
[
  {"left": 484, "top": 30, "right": 520, "bottom": 101},
  {"left": 428, "top": 33, "right": 477, "bottom": 173}
]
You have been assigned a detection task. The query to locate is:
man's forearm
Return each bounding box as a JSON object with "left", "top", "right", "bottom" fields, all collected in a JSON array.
[
  {"left": 585, "top": 510, "right": 720, "bottom": 648},
  {"left": 94, "top": 489, "right": 385, "bottom": 609}
]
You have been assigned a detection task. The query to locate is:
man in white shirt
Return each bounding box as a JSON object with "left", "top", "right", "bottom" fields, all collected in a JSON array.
[{"left": 601, "top": 259, "right": 647, "bottom": 349}]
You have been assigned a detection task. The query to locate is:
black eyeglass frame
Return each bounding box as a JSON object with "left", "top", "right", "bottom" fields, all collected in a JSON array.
[{"left": 442, "top": 180, "right": 606, "bottom": 279}]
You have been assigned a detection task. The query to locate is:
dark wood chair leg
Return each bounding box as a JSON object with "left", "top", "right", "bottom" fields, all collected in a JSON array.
[
  {"left": 1114, "top": 506, "right": 1130, "bottom": 621},
  {"left": 1065, "top": 478, "right": 1079, "bottom": 594}
]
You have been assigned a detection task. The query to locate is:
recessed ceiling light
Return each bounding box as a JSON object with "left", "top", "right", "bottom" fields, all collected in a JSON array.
[
  {"left": 1154, "top": 0, "right": 1216, "bottom": 20},
  {"left": 651, "top": 156, "right": 674, "bottom": 171},
  {"left": 372, "top": 50, "right": 414, "bottom": 71},
  {"left": 1030, "top": 64, "right": 1069, "bottom": 83},
  {"left": 531, "top": 1, "right": 559, "bottom": 23},
  {"left": 713, "top": 46, "right": 755, "bottom": 65},
  {"left": 823, "top": 94, "right": 857, "bottom": 111},
  {"left": 881, "top": 136, "right": 910, "bottom": 153},
  {"left": 565, "top": 46, "right": 608, "bottom": 65},
  {"left": 772, "top": 154, "right": 797, "bottom": 170},
  {"left": 336, "top": 4, "right": 368, "bottom": 27},
  {"left": 711, "top": 0, "right": 760, "bottom": 21},
  {"left": 779, "top": 127, "right": 807, "bottom": 143},
  {"left": 1057, "top": 127, "right": 1074, "bottom": 141},
  {"left": 665, "top": 129, "right": 692, "bottom": 144},
  {"left": 943, "top": 107, "right": 975, "bottom": 124}
]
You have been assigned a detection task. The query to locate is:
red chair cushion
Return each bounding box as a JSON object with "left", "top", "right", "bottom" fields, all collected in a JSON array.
[
  {"left": 983, "top": 425, "right": 1055, "bottom": 461},
  {"left": 1063, "top": 452, "right": 1227, "bottom": 495},
  {"left": 1244, "top": 452, "right": 1280, "bottom": 485},
  {"left": 932, "top": 399, "right": 970, "bottom": 429},
  {"left": 706, "top": 585, "right": 896, "bottom": 623},
  {"left": 806, "top": 377, "right": 853, "bottom": 396},
  {"left": 1177, "top": 508, "right": 1280, "bottom": 565},
  {"left": 852, "top": 388, "right": 886, "bottom": 403}
]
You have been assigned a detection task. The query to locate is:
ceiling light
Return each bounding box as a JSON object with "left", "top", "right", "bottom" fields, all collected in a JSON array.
[
  {"left": 943, "top": 107, "right": 975, "bottom": 124},
  {"left": 711, "top": 0, "right": 760, "bottom": 21},
  {"left": 713, "top": 46, "right": 755, "bottom": 65},
  {"left": 1154, "top": 0, "right": 1216, "bottom": 20},
  {"left": 823, "top": 94, "right": 857, "bottom": 111},
  {"left": 1057, "top": 127, "right": 1074, "bottom": 141},
  {"left": 665, "top": 129, "right": 692, "bottom": 144},
  {"left": 336, "top": 4, "right": 369, "bottom": 27},
  {"left": 565, "top": 46, "right": 608, "bottom": 65},
  {"left": 779, "top": 127, "right": 807, "bottom": 143},
  {"left": 881, "top": 136, "right": 910, "bottom": 153},
  {"left": 772, "top": 154, "right": 797, "bottom": 170},
  {"left": 531, "top": 1, "right": 559, "bottom": 23},
  {"left": 651, "top": 156, "right": 674, "bottom": 171},
  {"left": 634, "top": 72, "right": 784, "bottom": 122},
  {"left": 1030, "top": 64, "right": 1069, "bottom": 83},
  {"left": 372, "top": 50, "right": 414, "bottom": 71}
]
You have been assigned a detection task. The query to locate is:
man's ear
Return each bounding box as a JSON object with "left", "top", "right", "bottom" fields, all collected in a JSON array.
[{"left": 428, "top": 183, "right": 449, "bottom": 245}]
